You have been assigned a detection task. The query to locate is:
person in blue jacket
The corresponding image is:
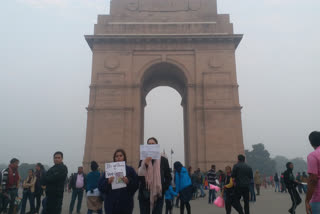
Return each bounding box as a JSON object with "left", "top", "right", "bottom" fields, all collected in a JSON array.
[
  {"left": 98, "top": 149, "right": 139, "bottom": 214},
  {"left": 174, "top": 161, "right": 192, "bottom": 214},
  {"left": 165, "top": 184, "right": 178, "bottom": 214}
]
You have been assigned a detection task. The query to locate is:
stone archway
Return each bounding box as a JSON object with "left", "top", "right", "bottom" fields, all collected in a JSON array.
[
  {"left": 83, "top": 0, "right": 245, "bottom": 172},
  {"left": 140, "top": 62, "right": 189, "bottom": 166}
]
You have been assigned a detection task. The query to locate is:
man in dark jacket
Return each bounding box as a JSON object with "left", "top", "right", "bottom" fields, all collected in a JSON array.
[
  {"left": 42, "top": 151, "right": 68, "bottom": 214},
  {"left": 231, "top": 154, "right": 253, "bottom": 214},
  {"left": 284, "top": 162, "right": 301, "bottom": 214},
  {"left": 138, "top": 137, "right": 172, "bottom": 214},
  {"left": 68, "top": 166, "right": 86, "bottom": 214},
  {"left": 207, "top": 165, "right": 217, "bottom": 204}
]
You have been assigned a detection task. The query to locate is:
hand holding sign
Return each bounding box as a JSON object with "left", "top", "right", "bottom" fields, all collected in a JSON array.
[{"left": 105, "top": 161, "right": 127, "bottom": 190}]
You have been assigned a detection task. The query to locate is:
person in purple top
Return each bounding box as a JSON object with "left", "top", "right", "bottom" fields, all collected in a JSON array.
[{"left": 306, "top": 131, "right": 320, "bottom": 214}]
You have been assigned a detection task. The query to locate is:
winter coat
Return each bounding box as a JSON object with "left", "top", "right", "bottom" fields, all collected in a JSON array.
[
  {"left": 165, "top": 185, "right": 178, "bottom": 200},
  {"left": 23, "top": 176, "right": 37, "bottom": 193},
  {"left": 254, "top": 172, "right": 261, "bottom": 185},
  {"left": 86, "top": 171, "right": 101, "bottom": 192},
  {"left": 69, "top": 173, "right": 87, "bottom": 190},
  {"left": 175, "top": 167, "right": 192, "bottom": 194},
  {"left": 98, "top": 165, "right": 138, "bottom": 214},
  {"left": 42, "top": 163, "right": 68, "bottom": 197}
]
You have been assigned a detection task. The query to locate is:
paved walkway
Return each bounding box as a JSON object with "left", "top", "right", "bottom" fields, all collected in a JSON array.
[{"left": 58, "top": 188, "right": 305, "bottom": 214}]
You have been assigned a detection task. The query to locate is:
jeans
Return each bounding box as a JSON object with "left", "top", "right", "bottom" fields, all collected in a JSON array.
[
  {"left": 302, "top": 184, "right": 308, "bottom": 193},
  {"left": 175, "top": 196, "right": 180, "bottom": 207},
  {"left": 69, "top": 188, "right": 84, "bottom": 213},
  {"left": 34, "top": 192, "right": 42, "bottom": 213},
  {"left": 197, "top": 184, "right": 205, "bottom": 197},
  {"left": 87, "top": 209, "right": 103, "bottom": 214},
  {"left": 275, "top": 182, "right": 280, "bottom": 192},
  {"left": 5, "top": 188, "right": 18, "bottom": 214},
  {"left": 20, "top": 190, "right": 35, "bottom": 214},
  {"left": 249, "top": 184, "right": 256, "bottom": 202},
  {"left": 139, "top": 195, "right": 164, "bottom": 214},
  {"left": 208, "top": 189, "right": 216, "bottom": 203},
  {"left": 311, "top": 202, "right": 320, "bottom": 214},
  {"left": 233, "top": 187, "right": 250, "bottom": 214}
]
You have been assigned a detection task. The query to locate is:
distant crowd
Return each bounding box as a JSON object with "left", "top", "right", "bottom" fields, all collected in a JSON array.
[{"left": 0, "top": 131, "right": 319, "bottom": 214}]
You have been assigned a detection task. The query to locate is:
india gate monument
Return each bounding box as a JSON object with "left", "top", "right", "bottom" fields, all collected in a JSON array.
[{"left": 83, "top": 0, "right": 244, "bottom": 172}]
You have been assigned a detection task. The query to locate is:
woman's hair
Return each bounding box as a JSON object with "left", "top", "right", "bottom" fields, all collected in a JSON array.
[
  {"left": 90, "top": 161, "right": 99, "bottom": 171},
  {"left": 225, "top": 166, "right": 232, "bottom": 171},
  {"left": 28, "top": 169, "right": 34, "bottom": 173},
  {"left": 147, "top": 137, "right": 158, "bottom": 144},
  {"left": 113, "top": 149, "right": 127, "bottom": 162},
  {"left": 174, "top": 161, "right": 183, "bottom": 173},
  {"left": 36, "top": 163, "right": 44, "bottom": 171}
]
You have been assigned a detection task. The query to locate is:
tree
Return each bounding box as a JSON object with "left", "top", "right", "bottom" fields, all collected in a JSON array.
[
  {"left": 273, "top": 156, "right": 307, "bottom": 175},
  {"left": 245, "top": 143, "right": 276, "bottom": 176}
]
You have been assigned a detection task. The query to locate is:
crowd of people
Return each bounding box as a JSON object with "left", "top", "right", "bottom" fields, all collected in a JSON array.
[{"left": 0, "top": 131, "right": 319, "bottom": 214}]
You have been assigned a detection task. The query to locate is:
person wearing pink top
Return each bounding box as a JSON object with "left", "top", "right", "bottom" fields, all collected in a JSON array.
[{"left": 306, "top": 131, "right": 320, "bottom": 214}]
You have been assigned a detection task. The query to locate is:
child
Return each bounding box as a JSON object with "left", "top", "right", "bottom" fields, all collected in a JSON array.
[{"left": 165, "top": 185, "right": 178, "bottom": 214}]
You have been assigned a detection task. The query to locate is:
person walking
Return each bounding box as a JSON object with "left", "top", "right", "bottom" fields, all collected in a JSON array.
[
  {"left": 0, "top": 158, "right": 20, "bottom": 214},
  {"left": 34, "top": 163, "right": 46, "bottom": 214},
  {"left": 274, "top": 173, "right": 280, "bottom": 192},
  {"left": 164, "top": 185, "right": 177, "bottom": 214},
  {"left": 196, "top": 169, "right": 205, "bottom": 197},
  {"left": 284, "top": 162, "right": 301, "bottom": 214},
  {"left": 253, "top": 171, "right": 261, "bottom": 196},
  {"left": 138, "top": 137, "right": 172, "bottom": 214},
  {"left": 174, "top": 161, "right": 192, "bottom": 214},
  {"left": 223, "top": 166, "right": 243, "bottom": 214},
  {"left": 68, "top": 167, "right": 86, "bottom": 214},
  {"left": 42, "top": 151, "right": 68, "bottom": 214},
  {"left": 231, "top": 154, "right": 253, "bottom": 214},
  {"left": 99, "top": 149, "right": 139, "bottom": 214},
  {"left": 207, "top": 165, "right": 217, "bottom": 204},
  {"left": 20, "top": 169, "right": 36, "bottom": 214},
  {"left": 305, "top": 131, "right": 320, "bottom": 214},
  {"left": 86, "top": 161, "right": 103, "bottom": 214}
]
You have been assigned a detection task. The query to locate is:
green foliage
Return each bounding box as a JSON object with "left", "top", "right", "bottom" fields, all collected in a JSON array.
[
  {"left": 245, "top": 143, "right": 276, "bottom": 176},
  {"left": 0, "top": 163, "right": 49, "bottom": 181},
  {"left": 274, "top": 156, "right": 307, "bottom": 174}
]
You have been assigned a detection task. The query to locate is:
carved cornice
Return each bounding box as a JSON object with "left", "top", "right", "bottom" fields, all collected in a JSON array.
[
  {"left": 194, "top": 106, "right": 242, "bottom": 111},
  {"left": 85, "top": 34, "right": 243, "bottom": 50},
  {"left": 86, "top": 106, "right": 134, "bottom": 111}
]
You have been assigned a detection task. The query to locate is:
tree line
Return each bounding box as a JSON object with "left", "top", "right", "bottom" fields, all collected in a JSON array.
[{"left": 245, "top": 143, "right": 307, "bottom": 176}]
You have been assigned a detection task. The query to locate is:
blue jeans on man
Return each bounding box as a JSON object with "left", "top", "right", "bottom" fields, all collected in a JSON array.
[
  {"left": 3, "top": 188, "right": 18, "bottom": 214},
  {"left": 275, "top": 182, "right": 280, "bottom": 192},
  {"left": 69, "top": 188, "right": 84, "bottom": 213},
  {"left": 197, "top": 184, "right": 205, "bottom": 197},
  {"left": 208, "top": 189, "right": 216, "bottom": 203},
  {"left": 311, "top": 202, "right": 320, "bottom": 213}
]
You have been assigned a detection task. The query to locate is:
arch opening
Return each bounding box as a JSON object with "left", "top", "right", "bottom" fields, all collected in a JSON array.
[{"left": 141, "top": 62, "right": 189, "bottom": 167}]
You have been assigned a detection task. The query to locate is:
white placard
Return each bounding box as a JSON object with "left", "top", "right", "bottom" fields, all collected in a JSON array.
[
  {"left": 105, "top": 161, "right": 127, "bottom": 190},
  {"left": 140, "top": 144, "right": 161, "bottom": 160}
]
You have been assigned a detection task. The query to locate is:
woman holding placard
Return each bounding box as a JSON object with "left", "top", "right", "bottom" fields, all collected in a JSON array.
[
  {"left": 98, "top": 149, "right": 139, "bottom": 214},
  {"left": 138, "top": 137, "right": 172, "bottom": 214}
]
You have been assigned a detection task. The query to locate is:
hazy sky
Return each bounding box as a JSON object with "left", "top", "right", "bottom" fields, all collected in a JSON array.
[{"left": 1, "top": 0, "right": 319, "bottom": 172}]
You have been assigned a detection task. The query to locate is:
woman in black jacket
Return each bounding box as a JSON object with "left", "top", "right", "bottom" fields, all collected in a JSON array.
[{"left": 98, "top": 149, "right": 139, "bottom": 214}]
